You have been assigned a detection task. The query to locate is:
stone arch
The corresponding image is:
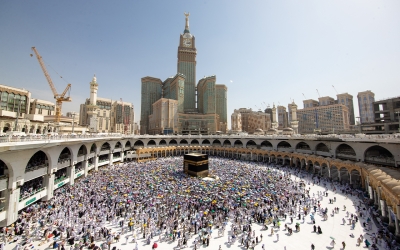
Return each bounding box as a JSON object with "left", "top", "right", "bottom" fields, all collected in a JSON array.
[
  {"left": 339, "top": 167, "right": 350, "bottom": 184},
  {"left": 223, "top": 140, "right": 231, "bottom": 147},
  {"left": 159, "top": 139, "right": 167, "bottom": 146},
  {"left": 283, "top": 155, "right": 291, "bottom": 165},
  {"left": 0, "top": 159, "right": 9, "bottom": 177},
  {"left": 202, "top": 139, "right": 210, "bottom": 145},
  {"left": 336, "top": 143, "right": 356, "bottom": 160},
  {"left": 77, "top": 145, "right": 87, "bottom": 157},
  {"left": 212, "top": 140, "right": 221, "bottom": 146},
  {"left": 101, "top": 142, "right": 111, "bottom": 151},
  {"left": 58, "top": 147, "right": 72, "bottom": 164},
  {"left": 277, "top": 141, "right": 291, "bottom": 149},
  {"left": 191, "top": 139, "right": 199, "bottom": 145},
  {"left": 350, "top": 169, "right": 362, "bottom": 188},
  {"left": 316, "top": 143, "right": 329, "bottom": 152},
  {"left": 125, "top": 141, "right": 131, "bottom": 149},
  {"left": 134, "top": 140, "right": 144, "bottom": 148},
  {"left": 364, "top": 145, "right": 395, "bottom": 167},
  {"left": 320, "top": 163, "right": 330, "bottom": 178},
  {"left": 180, "top": 139, "right": 188, "bottom": 145},
  {"left": 147, "top": 140, "right": 156, "bottom": 147},
  {"left": 36, "top": 126, "right": 42, "bottom": 134},
  {"left": 115, "top": 141, "right": 122, "bottom": 149},
  {"left": 296, "top": 142, "right": 311, "bottom": 150},
  {"left": 232, "top": 140, "right": 241, "bottom": 148},
  {"left": 90, "top": 143, "right": 97, "bottom": 153},
  {"left": 330, "top": 165, "right": 339, "bottom": 181},
  {"left": 246, "top": 140, "right": 256, "bottom": 149},
  {"left": 29, "top": 125, "right": 35, "bottom": 133},
  {"left": 26, "top": 150, "right": 48, "bottom": 172},
  {"left": 260, "top": 140, "right": 273, "bottom": 149},
  {"left": 2, "top": 123, "right": 11, "bottom": 133},
  {"left": 306, "top": 159, "right": 314, "bottom": 172},
  {"left": 169, "top": 139, "right": 177, "bottom": 146}
]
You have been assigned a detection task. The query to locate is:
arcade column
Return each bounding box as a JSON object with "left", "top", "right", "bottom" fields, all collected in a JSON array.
[
  {"left": 109, "top": 152, "right": 113, "bottom": 165},
  {"left": 94, "top": 156, "right": 99, "bottom": 171},
  {"left": 3, "top": 187, "right": 20, "bottom": 227},
  {"left": 43, "top": 173, "right": 55, "bottom": 201},
  {"left": 121, "top": 150, "right": 125, "bottom": 163},
  {"left": 83, "top": 159, "right": 89, "bottom": 177},
  {"left": 67, "top": 164, "right": 75, "bottom": 186},
  {"left": 380, "top": 199, "right": 387, "bottom": 217}
]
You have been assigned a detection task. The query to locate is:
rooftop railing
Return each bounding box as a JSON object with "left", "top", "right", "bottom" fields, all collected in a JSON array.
[{"left": 0, "top": 132, "right": 399, "bottom": 145}]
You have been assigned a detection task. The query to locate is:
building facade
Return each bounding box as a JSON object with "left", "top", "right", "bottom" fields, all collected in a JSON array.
[
  {"left": 79, "top": 76, "right": 134, "bottom": 134},
  {"left": 337, "top": 93, "right": 355, "bottom": 125},
  {"left": 358, "top": 90, "right": 375, "bottom": 124},
  {"left": 231, "top": 108, "right": 271, "bottom": 134},
  {"left": 140, "top": 13, "right": 227, "bottom": 135},
  {"left": 277, "top": 105, "right": 288, "bottom": 129},
  {"left": 148, "top": 98, "right": 178, "bottom": 135},
  {"left": 297, "top": 104, "right": 350, "bottom": 134},
  {"left": 361, "top": 96, "right": 400, "bottom": 134}
]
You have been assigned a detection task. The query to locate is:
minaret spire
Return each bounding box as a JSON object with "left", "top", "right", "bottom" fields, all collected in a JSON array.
[{"left": 184, "top": 12, "right": 190, "bottom": 33}]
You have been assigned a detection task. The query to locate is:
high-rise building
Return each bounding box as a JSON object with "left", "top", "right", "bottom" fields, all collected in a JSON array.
[
  {"left": 140, "top": 13, "right": 227, "bottom": 135},
  {"left": 216, "top": 84, "right": 228, "bottom": 132},
  {"left": 148, "top": 98, "right": 178, "bottom": 135},
  {"left": 337, "top": 93, "right": 355, "bottom": 125},
  {"left": 231, "top": 108, "right": 271, "bottom": 134},
  {"left": 277, "top": 105, "right": 288, "bottom": 129},
  {"left": 231, "top": 110, "right": 242, "bottom": 132},
  {"left": 178, "top": 13, "right": 197, "bottom": 112},
  {"left": 297, "top": 104, "right": 350, "bottom": 134},
  {"left": 357, "top": 90, "right": 375, "bottom": 124},
  {"left": 140, "top": 77, "right": 162, "bottom": 134},
  {"left": 369, "top": 96, "right": 400, "bottom": 133}
]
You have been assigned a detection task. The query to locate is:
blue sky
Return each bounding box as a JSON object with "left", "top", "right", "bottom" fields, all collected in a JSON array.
[{"left": 1, "top": 0, "right": 399, "bottom": 127}]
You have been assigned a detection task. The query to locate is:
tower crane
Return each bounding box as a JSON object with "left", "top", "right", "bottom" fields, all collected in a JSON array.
[
  {"left": 332, "top": 85, "right": 339, "bottom": 94},
  {"left": 316, "top": 89, "right": 321, "bottom": 98},
  {"left": 31, "top": 47, "right": 71, "bottom": 123}
]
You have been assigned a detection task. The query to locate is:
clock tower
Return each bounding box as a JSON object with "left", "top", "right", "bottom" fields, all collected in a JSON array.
[{"left": 178, "top": 12, "right": 197, "bottom": 111}]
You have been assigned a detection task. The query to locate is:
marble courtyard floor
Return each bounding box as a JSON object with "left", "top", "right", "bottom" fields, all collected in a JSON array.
[{"left": 7, "top": 161, "right": 386, "bottom": 250}]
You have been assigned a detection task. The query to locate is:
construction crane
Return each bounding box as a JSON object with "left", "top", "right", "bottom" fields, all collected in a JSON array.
[
  {"left": 31, "top": 47, "right": 71, "bottom": 123},
  {"left": 120, "top": 98, "right": 128, "bottom": 134},
  {"left": 316, "top": 89, "right": 321, "bottom": 98},
  {"left": 302, "top": 93, "right": 307, "bottom": 100},
  {"left": 332, "top": 85, "right": 339, "bottom": 94}
]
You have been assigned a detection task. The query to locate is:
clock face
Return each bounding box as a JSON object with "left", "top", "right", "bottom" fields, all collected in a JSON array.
[{"left": 183, "top": 39, "right": 191, "bottom": 47}]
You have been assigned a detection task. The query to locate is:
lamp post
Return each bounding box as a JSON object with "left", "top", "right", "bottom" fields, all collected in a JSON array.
[
  {"left": 71, "top": 112, "right": 76, "bottom": 134},
  {"left": 14, "top": 97, "right": 22, "bottom": 132},
  {"left": 356, "top": 116, "right": 361, "bottom": 134}
]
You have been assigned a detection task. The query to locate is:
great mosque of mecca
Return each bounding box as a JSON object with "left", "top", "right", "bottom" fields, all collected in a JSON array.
[
  {"left": 1, "top": 13, "right": 400, "bottom": 250},
  {"left": 0, "top": 133, "right": 400, "bottom": 230}
]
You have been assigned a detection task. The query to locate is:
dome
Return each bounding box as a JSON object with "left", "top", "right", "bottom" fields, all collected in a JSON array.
[
  {"left": 391, "top": 186, "right": 400, "bottom": 196},
  {"left": 384, "top": 179, "right": 400, "bottom": 189},
  {"left": 255, "top": 128, "right": 263, "bottom": 132}
]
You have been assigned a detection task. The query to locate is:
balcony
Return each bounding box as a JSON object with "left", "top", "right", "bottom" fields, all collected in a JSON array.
[
  {"left": 24, "top": 114, "right": 44, "bottom": 122},
  {"left": 77, "top": 155, "right": 85, "bottom": 162},
  {"left": 18, "top": 188, "right": 46, "bottom": 211},
  {"left": 100, "top": 150, "right": 109, "bottom": 155},
  {"left": 57, "top": 159, "right": 71, "bottom": 169},
  {"left": 365, "top": 156, "right": 395, "bottom": 167}
]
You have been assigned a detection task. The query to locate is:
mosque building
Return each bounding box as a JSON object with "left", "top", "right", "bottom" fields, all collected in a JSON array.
[{"left": 140, "top": 13, "right": 228, "bottom": 135}]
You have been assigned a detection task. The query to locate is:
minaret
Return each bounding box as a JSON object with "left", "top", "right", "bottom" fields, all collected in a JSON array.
[
  {"left": 290, "top": 101, "right": 299, "bottom": 134},
  {"left": 87, "top": 75, "right": 99, "bottom": 132},
  {"left": 90, "top": 74, "right": 98, "bottom": 105},
  {"left": 271, "top": 104, "right": 278, "bottom": 129}
]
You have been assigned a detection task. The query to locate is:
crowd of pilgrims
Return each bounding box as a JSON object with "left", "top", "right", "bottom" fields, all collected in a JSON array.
[{"left": 0, "top": 156, "right": 394, "bottom": 250}]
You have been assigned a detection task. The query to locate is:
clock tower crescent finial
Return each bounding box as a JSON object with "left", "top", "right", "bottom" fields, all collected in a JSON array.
[{"left": 184, "top": 12, "right": 190, "bottom": 33}]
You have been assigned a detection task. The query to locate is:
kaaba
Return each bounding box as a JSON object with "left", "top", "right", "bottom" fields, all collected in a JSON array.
[{"left": 183, "top": 153, "right": 209, "bottom": 177}]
